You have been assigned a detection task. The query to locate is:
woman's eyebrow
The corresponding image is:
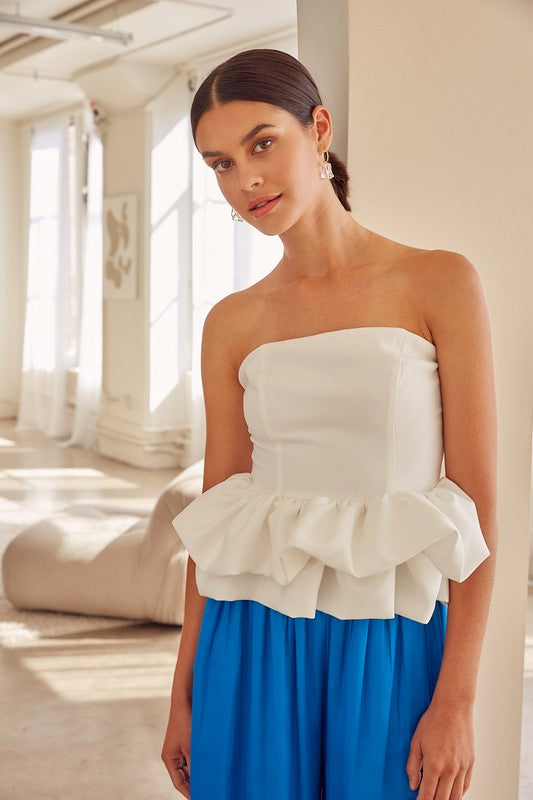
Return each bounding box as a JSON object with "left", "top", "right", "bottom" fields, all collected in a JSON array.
[{"left": 201, "top": 123, "right": 279, "bottom": 158}]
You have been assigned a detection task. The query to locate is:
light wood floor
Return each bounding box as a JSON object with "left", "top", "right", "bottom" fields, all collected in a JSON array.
[
  {"left": 0, "top": 418, "right": 531, "bottom": 800},
  {"left": 0, "top": 419, "right": 183, "bottom": 800}
]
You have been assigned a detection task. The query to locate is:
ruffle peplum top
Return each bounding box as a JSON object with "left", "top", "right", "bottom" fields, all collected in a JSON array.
[{"left": 171, "top": 326, "right": 491, "bottom": 624}]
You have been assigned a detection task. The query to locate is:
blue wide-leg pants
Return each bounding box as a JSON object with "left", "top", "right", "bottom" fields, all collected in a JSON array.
[{"left": 190, "top": 598, "right": 448, "bottom": 799}]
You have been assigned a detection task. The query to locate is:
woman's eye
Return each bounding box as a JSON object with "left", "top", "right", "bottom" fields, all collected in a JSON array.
[
  {"left": 212, "top": 139, "right": 273, "bottom": 174},
  {"left": 213, "top": 159, "right": 231, "bottom": 174},
  {"left": 253, "top": 137, "right": 274, "bottom": 153}
]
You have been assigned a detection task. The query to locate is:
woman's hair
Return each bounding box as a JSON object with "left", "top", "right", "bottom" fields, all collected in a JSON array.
[{"left": 190, "top": 48, "right": 351, "bottom": 212}]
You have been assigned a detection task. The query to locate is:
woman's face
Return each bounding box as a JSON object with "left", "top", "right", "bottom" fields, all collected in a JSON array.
[{"left": 194, "top": 100, "right": 329, "bottom": 234}]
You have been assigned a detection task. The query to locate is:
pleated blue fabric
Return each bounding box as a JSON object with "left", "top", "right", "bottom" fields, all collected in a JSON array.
[{"left": 190, "top": 597, "right": 448, "bottom": 799}]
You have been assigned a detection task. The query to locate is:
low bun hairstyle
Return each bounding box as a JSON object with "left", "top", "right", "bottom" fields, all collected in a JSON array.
[{"left": 190, "top": 48, "right": 351, "bottom": 213}]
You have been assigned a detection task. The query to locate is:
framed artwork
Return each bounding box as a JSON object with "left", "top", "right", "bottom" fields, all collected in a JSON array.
[{"left": 103, "top": 194, "right": 137, "bottom": 299}]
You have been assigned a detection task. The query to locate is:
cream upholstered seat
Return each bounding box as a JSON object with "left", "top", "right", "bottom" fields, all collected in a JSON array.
[{"left": 2, "top": 459, "right": 204, "bottom": 625}]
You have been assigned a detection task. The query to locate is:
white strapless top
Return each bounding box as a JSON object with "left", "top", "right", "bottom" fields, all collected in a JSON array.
[{"left": 171, "top": 326, "right": 490, "bottom": 624}]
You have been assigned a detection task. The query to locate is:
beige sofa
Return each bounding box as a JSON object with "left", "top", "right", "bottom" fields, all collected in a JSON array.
[{"left": 2, "top": 459, "right": 204, "bottom": 625}]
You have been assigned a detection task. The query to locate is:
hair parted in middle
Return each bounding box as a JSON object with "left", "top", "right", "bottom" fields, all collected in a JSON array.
[{"left": 190, "top": 48, "right": 351, "bottom": 213}]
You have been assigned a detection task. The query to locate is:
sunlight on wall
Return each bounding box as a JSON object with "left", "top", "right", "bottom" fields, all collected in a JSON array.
[
  {"left": 151, "top": 116, "right": 189, "bottom": 226},
  {"left": 149, "top": 116, "right": 190, "bottom": 416},
  {"left": 189, "top": 147, "right": 283, "bottom": 412},
  {"left": 147, "top": 101, "right": 282, "bottom": 451}
]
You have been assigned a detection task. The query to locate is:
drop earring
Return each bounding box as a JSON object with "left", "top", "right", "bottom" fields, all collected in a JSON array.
[
  {"left": 319, "top": 150, "right": 334, "bottom": 180},
  {"left": 231, "top": 207, "right": 244, "bottom": 221}
]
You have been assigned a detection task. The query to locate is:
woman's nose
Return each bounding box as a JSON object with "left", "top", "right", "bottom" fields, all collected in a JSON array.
[{"left": 238, "top": 167, "right": 262, "bottom": 193}]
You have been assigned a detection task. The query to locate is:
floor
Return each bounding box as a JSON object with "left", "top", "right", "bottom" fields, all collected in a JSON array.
[
  {"left": 0, "top": 419, "right": 183, "bottom": 800},
  {"left": 0, "top": 418, "right": 531, "bottom": 800}
]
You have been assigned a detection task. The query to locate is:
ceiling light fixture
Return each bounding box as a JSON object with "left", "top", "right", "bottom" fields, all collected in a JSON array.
[{"left": 0, "top": 12, "right": 133, "bottom": 45}]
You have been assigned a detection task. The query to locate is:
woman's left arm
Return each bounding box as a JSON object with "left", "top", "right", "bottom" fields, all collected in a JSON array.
[{"left": 406, "top": 251, "right": 498, "bottom": 800}]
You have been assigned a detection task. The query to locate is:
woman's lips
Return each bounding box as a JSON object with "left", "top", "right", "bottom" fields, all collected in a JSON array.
[{"left": 249, "top": 195, "right": 282, "bottom": 219}]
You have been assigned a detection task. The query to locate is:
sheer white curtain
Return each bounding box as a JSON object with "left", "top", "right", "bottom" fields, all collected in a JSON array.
[
  {"left": 185, "top": 145, "right": 283, "bottom": 465},
  {"left": 16, "top": 110, "right": 103, "bottom": 449},
  {"left": 58, "top": 121, "right": 103, "bottom": 450},
  {"left": 15, "top": 118, "right": 76, "bottom": 439}
]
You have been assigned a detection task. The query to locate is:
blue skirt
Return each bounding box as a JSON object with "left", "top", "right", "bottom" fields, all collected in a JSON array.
[{"left": 190, "top": 598, "right": 448, "bottom": 800}]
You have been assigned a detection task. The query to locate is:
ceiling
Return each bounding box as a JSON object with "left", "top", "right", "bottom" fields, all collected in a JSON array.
[{"left": 0, "top": 0, "right": 297, "bottom": 121}]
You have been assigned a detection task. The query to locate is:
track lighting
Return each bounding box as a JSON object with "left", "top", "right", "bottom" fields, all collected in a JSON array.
[{"left": 0, "top": 12, "right": 133, "bottom": 45}]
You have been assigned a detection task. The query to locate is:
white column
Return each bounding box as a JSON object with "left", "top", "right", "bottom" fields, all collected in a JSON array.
[
  {"left": 299, "top": 1, "right": 533, "bottom": 797},
  {"left": 296, "top": 0, "right": 349, "bottom": 164},
  {"left": 0, "top": 119, "right": 24, "bottom": 420},
  {"left": 91, "top": 66, "right": 193, "bottom": 469},
  {"left": 345, "top": 3, "right": 531, "bottom": 798}
]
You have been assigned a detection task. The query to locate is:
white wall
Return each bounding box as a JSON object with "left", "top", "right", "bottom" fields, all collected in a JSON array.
[
  {"left": 100, "top": 109, "right": 150, "bottom": 417},
  {"left": 346, "top": 1, "right": 532, "bottom": 798},
  {"left": 0, "top": 119, "right": 23, "bottom": 419},
  {"left": 96, "top": 107, "right": 168, "bottom": 465}
]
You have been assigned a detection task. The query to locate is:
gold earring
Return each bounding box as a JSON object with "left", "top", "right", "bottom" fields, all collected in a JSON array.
[{"left": 319, "top": 150, "right": 334, "bottom": 180}]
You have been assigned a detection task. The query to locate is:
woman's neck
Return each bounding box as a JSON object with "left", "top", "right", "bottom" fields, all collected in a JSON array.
[{"left": 277, "top": 196, "right": 372, "bottom": 283}]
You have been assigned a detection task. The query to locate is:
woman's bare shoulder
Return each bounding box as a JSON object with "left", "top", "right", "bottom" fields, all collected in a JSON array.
[
  {"left": 368, "top": 241, "right": 479, "bottom": 342},
  {"left": 396, "top": 247, "right": 485, "bottom": 346},
  {"left": 403, "top": 247, "right": 481, "bottom": 307},
  {"left": 201, "top": 271, "right": 280, "bottom": 368},
  {"left": 204, "top": 271, "right": 278, "bottom": 328}
]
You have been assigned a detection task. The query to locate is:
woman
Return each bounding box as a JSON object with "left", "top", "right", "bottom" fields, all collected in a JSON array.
[{"left": 162, "top": 48, "right": 497, "bottom": 800}]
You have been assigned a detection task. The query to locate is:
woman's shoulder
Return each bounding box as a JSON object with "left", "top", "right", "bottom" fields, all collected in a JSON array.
[
  {"left": 202, "top": 243, "right": 480, "bottom": 356},
  {"left": 405, "top": 245, "right": 478, "bottom": 277},
  {"left": 201, "top": 275, "right": 278, "bottom": 363},
  {"left": 396, "top": 246, "right": 482, "bottom": 317},
  {"left": 376, "top": 239, "right": 480, "bottom": 303},
  {"left": 364, "top": 239, "right": 482, "bottom": 345},
  {"left": 204, "top": 274, "right": 277, "bottom": 325},
  {"left": 372, "top": 234, "right": 474, "bottom": 274}
]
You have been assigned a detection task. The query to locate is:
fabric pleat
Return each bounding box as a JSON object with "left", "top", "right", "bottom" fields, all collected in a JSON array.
[
  {"left": 190, "top": 597, "right": 447, "bottom": 800},
  {"left": 172, "top": 327, "right": 490, "bottom": 624}
]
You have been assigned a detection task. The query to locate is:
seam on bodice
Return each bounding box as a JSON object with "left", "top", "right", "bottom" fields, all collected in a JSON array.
[
  {"left": 388, "top": 330, "right": 406, "bottom": 491},
  {"left": 257, "top": 345, "right": 284, "bottom": 495}
]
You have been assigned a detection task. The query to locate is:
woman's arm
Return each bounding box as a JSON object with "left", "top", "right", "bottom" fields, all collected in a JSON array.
[
  {"left": 166, "top": 555, "right": 206, "bottom": 705},
  {"left": 406, "top": 251, "right": 498, "bottom": 799},
  {"left": 430, "top": 251, "right": 498, "bottom": 706},
  {"left": 167, "top": 298, "right": 254, "bottom": 700},
  {"left": 162, "top": 295, "right": 254, "bottom": 794}
]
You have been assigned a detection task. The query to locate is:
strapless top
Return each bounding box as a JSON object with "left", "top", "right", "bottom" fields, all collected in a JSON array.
[{"left": 171, "top": 326, "right": 490, "bottom": 624}]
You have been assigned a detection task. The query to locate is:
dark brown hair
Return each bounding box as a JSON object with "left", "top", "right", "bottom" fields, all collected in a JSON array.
[{"left": 190, "top": 48, "right": 351, "bottom": 212}]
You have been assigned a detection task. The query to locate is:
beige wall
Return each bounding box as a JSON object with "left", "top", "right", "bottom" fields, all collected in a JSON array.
[{"left": 346, "top": 1, "right": 532, "bottom": 798}]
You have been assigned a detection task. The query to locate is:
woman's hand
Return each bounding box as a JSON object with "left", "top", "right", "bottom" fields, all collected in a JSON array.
[
  {"left": 405, "top": 699, "right": 475, "bottom": 799},
  {"left": 161, "top": 696, "right": 192, "bottom": 798}
]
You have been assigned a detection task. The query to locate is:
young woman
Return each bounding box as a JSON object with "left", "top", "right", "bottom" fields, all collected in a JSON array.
[{"left": 161, "top": 48, "right": 497, "bottom": 800}]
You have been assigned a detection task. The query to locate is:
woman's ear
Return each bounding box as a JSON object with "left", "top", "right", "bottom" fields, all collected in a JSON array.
[{"left": 311, "top": 104, "right": 333, "bottom": 153}]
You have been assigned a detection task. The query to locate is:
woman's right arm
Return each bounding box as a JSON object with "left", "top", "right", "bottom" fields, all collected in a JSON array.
[
  {"left": 160, "top": 555, "right": 205, "bottom": 796},
  {"left": 168, "top": 555, "right": 206, "bottom": 705},
  {"left": 161, "top": 296, "right": 254, "bottom": 795}
]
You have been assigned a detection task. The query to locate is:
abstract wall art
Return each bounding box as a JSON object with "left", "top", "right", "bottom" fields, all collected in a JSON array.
[{"left": 103, "top": 193, "right": 137, "bottom": 299}]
